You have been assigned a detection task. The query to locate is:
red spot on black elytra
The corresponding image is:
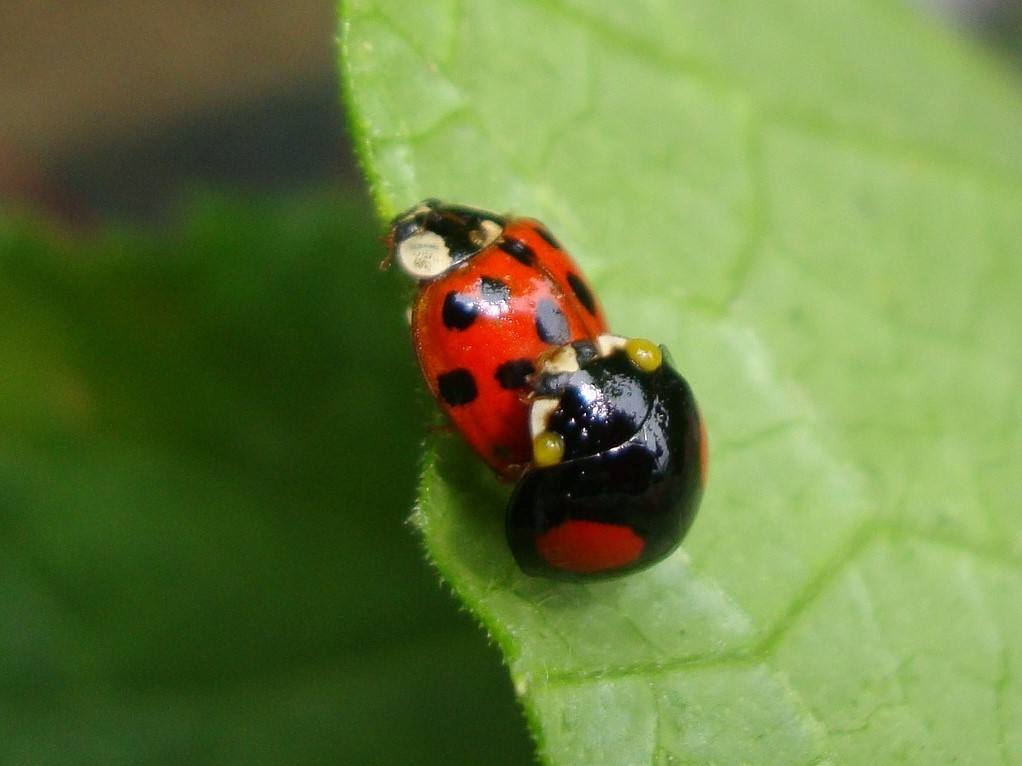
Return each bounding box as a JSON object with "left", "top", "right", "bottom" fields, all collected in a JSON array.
[
  {"left": 437, "top": 369, "right": 478, "bottom": 406},
  {"left": 535, "top": 519, "right": 646, "bottom": 574}
]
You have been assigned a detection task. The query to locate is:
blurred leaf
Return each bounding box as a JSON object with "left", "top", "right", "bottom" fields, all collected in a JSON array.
[
  {"left": 341, "top": 0, "right": 1022, "bottom": 763},
  {"left": 0, "top": 195, "right": 533, "bottom": 764}
]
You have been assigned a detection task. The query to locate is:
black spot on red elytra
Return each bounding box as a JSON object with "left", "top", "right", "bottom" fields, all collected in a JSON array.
[
  {"left": 437, "top": 369, "right": 478, "bottom": 406},
  {"left": 566, "top": 272, "right": 598, "bottom": 316},
  {"left": 441, "top": 291, "right": 478, "bottom": 330},
  {"left": 498, "top": 237, "right": 536, "bottom": 266},
  {"left": 535, "top": 299, "right": 570, "bottom": 344},
  {"left": 535, "top": 225, "right": 562, "bottom": 250},
  {"left": 479, "top": 277, "right": 511, "bottom": 307},
  {"left": 495, "top": 358, "right": 535, "bottom": 390}
]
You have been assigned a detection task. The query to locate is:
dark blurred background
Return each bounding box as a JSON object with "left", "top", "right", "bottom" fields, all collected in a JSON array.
[
  {"left": 1, "top": 1, "right": 355, "bottom": 221},
  {"left": 0, "top": 4, "right": 536, "bottom": 763},
  {"left": 0, "top": 0, "right": 1018, "bottom": 223}
]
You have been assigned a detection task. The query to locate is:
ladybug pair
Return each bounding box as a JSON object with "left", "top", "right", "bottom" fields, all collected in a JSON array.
[{"left": 387, "top": 200, "right": 706, "bottom": 581}]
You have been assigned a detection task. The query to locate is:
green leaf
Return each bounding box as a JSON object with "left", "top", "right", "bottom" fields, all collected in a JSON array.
[
  {"left": 0, "top": 196, "right": 534, "bottom": 764},
  {"left": 341, "top": 1, "right": 1022, "bottom": 763}
]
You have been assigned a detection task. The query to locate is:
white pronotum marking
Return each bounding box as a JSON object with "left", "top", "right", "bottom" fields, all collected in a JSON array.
[
  {"left": 396, "top": 230, "right": 453, "bottom": 280},
  {"left": 474, "top": 218, "right": 502, "bottom": 248},
  {"left": 529, "top": 397, "right": 560, "bottom": 439},
  {"left": 537, "top": 344, "right": 580, "bottom": 375},
  {"left": 596, "top": 333, "right": 628, "bottom": 357}
]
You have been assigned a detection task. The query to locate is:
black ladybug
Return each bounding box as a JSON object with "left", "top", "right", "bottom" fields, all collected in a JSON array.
[{"left": 506, "top": 335, "right": 706, "bottom": 581}]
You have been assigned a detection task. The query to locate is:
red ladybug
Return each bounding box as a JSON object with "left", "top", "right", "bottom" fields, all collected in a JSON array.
[{"left": 387, "top": 200, "right": 609, "bottom": 479}]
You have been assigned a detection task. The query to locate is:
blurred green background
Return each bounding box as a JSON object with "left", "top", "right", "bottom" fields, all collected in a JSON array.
[{"left": 0, "top": 1, "right": 1018, "bottom": 763}]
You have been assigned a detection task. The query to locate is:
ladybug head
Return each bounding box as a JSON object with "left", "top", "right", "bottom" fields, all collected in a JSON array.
[
  {"left": 388, "top": 200, "right": 507, "bottom": 281},
  {"left": 527, "top": 335, "right": 663, "bottom": 465}
]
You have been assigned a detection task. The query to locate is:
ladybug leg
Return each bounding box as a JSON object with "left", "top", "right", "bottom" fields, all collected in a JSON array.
[
  {"left": 491, "top": 445, "right": 527, "bottom": 482},
  {"left": 379, "top": 230, "right": 395, "bottom": 271}
]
